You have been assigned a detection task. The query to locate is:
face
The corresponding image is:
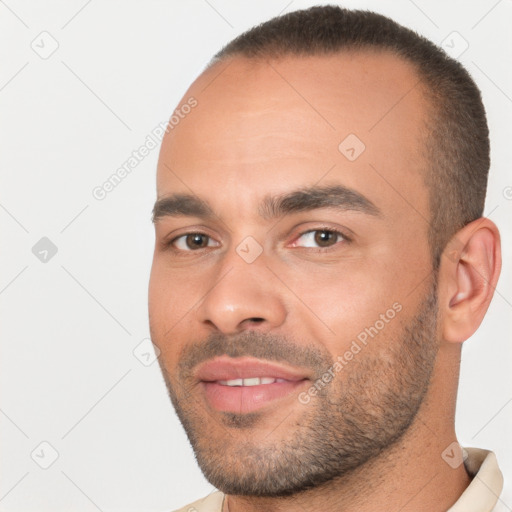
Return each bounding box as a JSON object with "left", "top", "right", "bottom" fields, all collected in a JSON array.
[{"left": 149, "top": 52, "right": 439, "bottom": 496}]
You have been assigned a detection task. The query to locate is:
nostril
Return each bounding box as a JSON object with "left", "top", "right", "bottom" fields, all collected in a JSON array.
[{"left": 248, "top": 317, "right": 264, "bottom": 323}]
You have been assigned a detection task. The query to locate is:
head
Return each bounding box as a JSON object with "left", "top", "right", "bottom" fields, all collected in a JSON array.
[{"left": 149, "top": 5, "right": 500, "bottom": 497}]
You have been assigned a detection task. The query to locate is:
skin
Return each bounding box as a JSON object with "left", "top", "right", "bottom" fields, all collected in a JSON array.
[{"left": 148, "top": 52, "right": 501, "bottom": 511}]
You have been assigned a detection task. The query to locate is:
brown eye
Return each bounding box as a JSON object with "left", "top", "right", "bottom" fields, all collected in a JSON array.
[
  {"left": 186, "top": 234, "right": 209, "bottom": 249},
  {"left": 292, "top": 229, "right": 346, "bottom": 249},
  {"left": 314, "top": 230, "right": 338, "bottom": 247},
  {"left": 172, "top": 233, "right": 218, "bottom": 251}
]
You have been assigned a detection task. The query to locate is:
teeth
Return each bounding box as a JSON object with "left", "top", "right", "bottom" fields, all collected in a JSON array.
[
  {"left": 219, "top": 378, "right": 243, "bottom": 386},
  {"left": 243, "top": 377, "right": 261, "bottom": 386},
  {"left": 218, "top": 377, "right": 278, "bottom": 387}
]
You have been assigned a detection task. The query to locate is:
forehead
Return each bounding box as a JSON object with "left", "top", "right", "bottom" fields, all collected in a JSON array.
[{"left": 157, "top": 52, "right": 430, "bottom": 224}]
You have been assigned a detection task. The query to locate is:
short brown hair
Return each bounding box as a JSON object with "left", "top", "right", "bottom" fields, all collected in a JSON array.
[{"left": 210, "top": 5, "right": 490, "bottom": 268}]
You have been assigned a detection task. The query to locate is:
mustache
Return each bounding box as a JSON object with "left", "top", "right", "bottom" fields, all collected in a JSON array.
[{"left": 177, "top": 330, "right": 333, "bottom": 378}]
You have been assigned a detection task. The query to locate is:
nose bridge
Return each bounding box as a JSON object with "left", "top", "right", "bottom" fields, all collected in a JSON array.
[{"left": 197, "top": 239, "right": 287, "bottom": 333}]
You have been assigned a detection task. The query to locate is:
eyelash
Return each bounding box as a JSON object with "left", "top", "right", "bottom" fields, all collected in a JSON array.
[{"left": 165, "top": 227, "right": 351, "bottom": 254}]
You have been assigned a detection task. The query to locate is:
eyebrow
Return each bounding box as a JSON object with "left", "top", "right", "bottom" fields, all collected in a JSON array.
[{"left": 152, "top": 185, "right": 381, "bottom": 222}]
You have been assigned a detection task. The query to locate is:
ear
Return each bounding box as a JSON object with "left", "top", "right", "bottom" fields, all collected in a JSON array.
[{"left": 438, "top": 218, "right": 501, "bottom": 343}]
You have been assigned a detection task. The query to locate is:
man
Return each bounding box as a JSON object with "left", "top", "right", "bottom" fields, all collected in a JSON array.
[{"left": 149, "top": 5, "right": 503, "bottom": 511}]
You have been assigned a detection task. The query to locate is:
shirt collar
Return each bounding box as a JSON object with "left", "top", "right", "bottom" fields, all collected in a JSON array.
[{"left": 447, "top": 448, "right": 503, "bottom": 512}]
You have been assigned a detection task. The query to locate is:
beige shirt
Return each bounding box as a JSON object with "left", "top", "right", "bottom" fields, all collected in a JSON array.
[{"left": 172, "top": 448, "right": 503, "bottom": 512}]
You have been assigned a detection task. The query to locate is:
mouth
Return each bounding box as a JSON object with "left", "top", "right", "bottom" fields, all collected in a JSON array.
[{"left": 195, "top": 356, "right": 310, "bottom": 414}]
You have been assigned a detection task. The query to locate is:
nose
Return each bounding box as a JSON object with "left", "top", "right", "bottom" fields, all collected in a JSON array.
[{"left": 196, "top": 249, "right": 287, "bottom": 334}]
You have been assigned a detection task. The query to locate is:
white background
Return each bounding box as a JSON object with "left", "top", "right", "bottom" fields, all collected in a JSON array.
[{"left": 1, "top": 1, "right": 510, "bottom": 511}]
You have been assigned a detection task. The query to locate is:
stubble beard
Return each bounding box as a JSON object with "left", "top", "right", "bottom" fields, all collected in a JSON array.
[{"left": 159, "top": 283, "right": 439, "bottom": 497}]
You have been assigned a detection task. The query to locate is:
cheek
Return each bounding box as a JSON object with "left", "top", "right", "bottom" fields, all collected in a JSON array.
[
  {"left": 280, "top": 254, "right": 415, "bottom": 356},
  {"left": 292, "top": 277, "right": 393, "bottom": 350},
  {"left": 148, "top": 259, "right": 197, "bottom": 364}
]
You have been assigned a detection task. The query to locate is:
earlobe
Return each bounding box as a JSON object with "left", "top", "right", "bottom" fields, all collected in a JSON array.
[{"left": 439, "top": 218, "right": 501, "bottom": 344}]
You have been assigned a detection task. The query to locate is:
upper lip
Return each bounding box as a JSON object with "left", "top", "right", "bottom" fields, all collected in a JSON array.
[{"left": 195, "top": 356, "right": 311, "bottom": 382}]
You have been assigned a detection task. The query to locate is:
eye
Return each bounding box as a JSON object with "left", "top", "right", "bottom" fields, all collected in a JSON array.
[
  {"left": 171, "top": 233, "right": 219, "bottom": 251},
  {"left": 291, "top": 229, "right": 347, "bottom": 249}
]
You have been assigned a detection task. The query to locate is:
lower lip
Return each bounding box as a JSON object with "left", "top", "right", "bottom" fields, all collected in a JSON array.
[{"left": 202, "top": 380, "right": 307, "bottom": 414}]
